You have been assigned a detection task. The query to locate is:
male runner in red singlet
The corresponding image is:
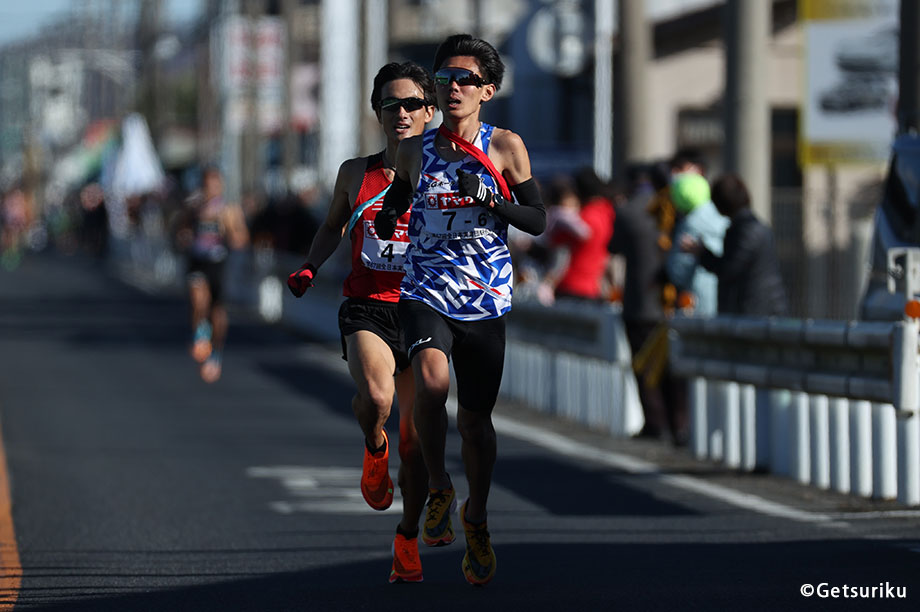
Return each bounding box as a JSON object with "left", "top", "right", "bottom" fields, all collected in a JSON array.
[{"left": 287, "top": 62, "right": 436, "bottom": 583}]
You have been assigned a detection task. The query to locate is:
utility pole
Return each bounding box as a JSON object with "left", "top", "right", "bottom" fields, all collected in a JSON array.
[
  {"left": 137, "top": 0, "right": 163, "bottom": 146},
  {"left": 361, "top": 0, "right": 388, "bottom": 155},
  {"left": 241, "top": 0, "right": 264, "bottom": 199},
  {"left": 319, "top": 0, "right": 360, "bottom": 192},
  {"left": 282, "top": 0, "right": 297, "bottom": 187},
  {"left": 614, "top": 0, "right": 652, "bottom": 178},
  {"left": 899, "top": 0, "right": 920, "bottom": 133},
  {"left": 723, "top": 0, "right": 771, "bottom": 223},
  {"left": 593, "top": 0, "right": 614, "bottom": 181}
]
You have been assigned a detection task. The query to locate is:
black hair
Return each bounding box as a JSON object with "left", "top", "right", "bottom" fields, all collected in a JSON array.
[
  {"left": 573, "top": 166, "right": 609, "bottom": 202},
  {"left": 624, "top": 163, "right": 652, "bottom": 195},
  {"left": 669, "top": 147, "right": 708, "bottom": 174},
  {"left": 710, "top": 173, "right": 751, "bottom": 218},
  {"left": 649, "top": 160, "right": 672, "bottom": 191},
  {"left": 370, "top": 61, "right": 436, "bottom": 111},
  {"left": 201, "top": 164, "right": 222, "bottom": 185},
  {"left": 433, "top": 34, "right": 505, "bottom": 90},
  {"left": 545, "top": 175, "right": 578, "bottom": 207}
]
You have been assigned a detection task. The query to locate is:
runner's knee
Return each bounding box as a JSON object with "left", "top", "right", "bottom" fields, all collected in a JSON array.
[
  {"left": 416, "top": 377, "right": 449, "bottom": 409},
  {"left": 398, "top": 434, "right": 422, "bottom": 463},
  {"left": 357, "top": 379, "right": 395, "bottom": 415},
  {"left": 456, "top": 410, "right": 495, "bottom": 444}
]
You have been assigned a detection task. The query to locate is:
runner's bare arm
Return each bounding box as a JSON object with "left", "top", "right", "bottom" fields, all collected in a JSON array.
[
  {"left": 475, "top": 129, "right": 546, "bottom": 235},
  {"left": 302, "top": 157, "right": 364, "bottom": 271},
  {"left": 224, "top": 204, "right": 250, "bottom": 250},
  {"left": 288, "top": 158, "right": 363, "bottom": 297},
  {"left": 491, "top": 129, "right": 532, "bottom": 187}
]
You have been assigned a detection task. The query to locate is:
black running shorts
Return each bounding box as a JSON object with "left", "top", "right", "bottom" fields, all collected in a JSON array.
[
  {"left": 398, "top": 298, "right": 506, "bottom": 413},
  {"left": 187, "top": 257, "right": 226, "bottom": 304},
  {"left": 338, "top": 298, "right": 410, "bottom": 373}
]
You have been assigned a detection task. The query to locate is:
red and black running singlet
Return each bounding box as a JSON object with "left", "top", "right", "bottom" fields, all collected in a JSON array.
[{"left": 342, "top": 152, "right": 411, "bottom": 302}]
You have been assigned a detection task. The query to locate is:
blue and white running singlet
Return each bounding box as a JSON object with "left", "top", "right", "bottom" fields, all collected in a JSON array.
[{"left": 400, "top": 123, "right": 514, "bottom": 321}]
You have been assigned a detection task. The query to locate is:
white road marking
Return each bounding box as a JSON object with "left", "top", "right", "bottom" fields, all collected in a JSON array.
[
  {"left": 828, "top": 510, "right": 920, "bottom": 520},
  {"left": 488, "top": 412, "right": 841, "bottom": 525},
  {"left": 247, "top": 466, "right": 402, "bottom": 515}
]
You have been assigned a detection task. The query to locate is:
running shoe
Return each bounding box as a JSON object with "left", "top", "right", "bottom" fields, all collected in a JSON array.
[
  {"left": 200, "top": 351, "right": 222, "bottom": 384},
  {"left": 361, "top": 430, "right": 393, "bottom": 511},
  {"left": 191, "top": 321, "right": 212, "bottom": 364},
  {"left": 422, "top": 484, "right": 456, "bottom": 547},
  {"left": 389, "top": 532, "right": 423, "bottom": 583},
  {"left": 460, "top": 499, "right": 496, "bottom": 586}
]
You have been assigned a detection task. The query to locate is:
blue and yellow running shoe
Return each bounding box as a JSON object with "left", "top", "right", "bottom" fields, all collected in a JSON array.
[
  {"left": 460, "top": 499, "right": 496, "bottom": 586},
  {"left": 421, "top": 484, "right": 456, "bottom": 547}
]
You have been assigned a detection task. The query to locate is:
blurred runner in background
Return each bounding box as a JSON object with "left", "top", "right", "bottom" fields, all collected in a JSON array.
[{"left": 175, "top": 166, "right": 249, "bottom": 383}]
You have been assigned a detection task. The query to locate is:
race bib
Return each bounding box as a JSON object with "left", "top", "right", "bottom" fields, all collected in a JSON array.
[
  {"left": 421, "top": 191, "right": 496, "bottom": 240},
  {"left": 361, "top": 219, "right": 409, "bottom": 272}
]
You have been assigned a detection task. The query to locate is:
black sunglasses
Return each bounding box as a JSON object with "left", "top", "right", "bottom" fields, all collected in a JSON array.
[
  {"left": 434, "top": 68, "right": 486, "bottom": 88},
  {"left": 379, "top": 97, "right": 428, "bottom": 113}
]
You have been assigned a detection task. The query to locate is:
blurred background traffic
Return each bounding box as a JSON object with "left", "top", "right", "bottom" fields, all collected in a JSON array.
[{"left": 0, "top": 0, "right": 912, "bottom": 321}]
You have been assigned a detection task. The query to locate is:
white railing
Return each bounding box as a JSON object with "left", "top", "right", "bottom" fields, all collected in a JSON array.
[
  {"left": 501, "top": 299, "right": 643, "bottom": 437},
  {"left": 669, "top": 314, "right": 920, "bottom": 506}
]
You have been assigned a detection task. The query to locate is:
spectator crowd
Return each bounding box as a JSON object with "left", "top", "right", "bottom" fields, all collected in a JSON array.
[{"left": 513, "top": 148, "right": 788, "bottom": 447}]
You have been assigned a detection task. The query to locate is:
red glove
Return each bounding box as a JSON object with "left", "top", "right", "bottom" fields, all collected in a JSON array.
[{"left": 287, "top": 264, "right": 316, "bottom": 297}]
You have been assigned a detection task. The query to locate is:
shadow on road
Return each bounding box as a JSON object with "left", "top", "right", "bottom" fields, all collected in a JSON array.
[
  {"left": 493, "top": 456, "right": 698, "bottom": 518},
  {"left": 14, "top": 538, "right": 917, "bottom": 611}
]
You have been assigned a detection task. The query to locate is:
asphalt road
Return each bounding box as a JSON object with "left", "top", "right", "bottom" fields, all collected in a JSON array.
[{"left": 0, "top": 251, "right": 919, "bottom": 611}]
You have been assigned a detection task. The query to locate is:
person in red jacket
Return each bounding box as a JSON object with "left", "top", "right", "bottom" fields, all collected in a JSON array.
[
  {"left": 554, "top": 167, "right": 616, "bottom": 301},
  {"left": 286, "top": 62, "right": 436, "bottom": 584}
]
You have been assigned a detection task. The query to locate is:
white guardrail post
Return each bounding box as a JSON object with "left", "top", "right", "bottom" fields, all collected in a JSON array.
[
  {"left": 828, "top": 396, "right": 850, "bottom": 494},
  {"left": 810, "top": 394, "right": 830, "bottom": 489},
  {"left": 850, "top": 400, "right": 873, "bottom": 498},
  {"left": 894, "top": 319, "right": 920, "bottom": 505}
]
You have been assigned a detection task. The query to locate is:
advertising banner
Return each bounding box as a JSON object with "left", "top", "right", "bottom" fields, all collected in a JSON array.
[{"left": 799, "top": 0, "right": 899, "bottom": 165}]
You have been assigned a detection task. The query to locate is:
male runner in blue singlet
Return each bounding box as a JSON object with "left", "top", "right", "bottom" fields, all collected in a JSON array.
[{"left": 375, "top": 34, "right": 545, "bottom": 586}]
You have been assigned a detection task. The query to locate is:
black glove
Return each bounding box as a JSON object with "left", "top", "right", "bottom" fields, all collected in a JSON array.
[
  {"left": 456, "top": 169, "right": 493, "bottom": 207},
  {"left": 374, "top": 206, "right": 399, "bottom": 240}
]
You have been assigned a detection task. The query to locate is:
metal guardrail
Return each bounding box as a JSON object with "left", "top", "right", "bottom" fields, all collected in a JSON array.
[{"left": 669, "top": 314, "right": 920, "bottom": 506}]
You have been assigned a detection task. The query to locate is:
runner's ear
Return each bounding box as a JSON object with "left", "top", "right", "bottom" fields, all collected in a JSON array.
[{"left": 480, "top": 83, "right": 496, "bottom": 103}]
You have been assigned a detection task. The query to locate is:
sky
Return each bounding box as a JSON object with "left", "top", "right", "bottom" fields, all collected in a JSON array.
[{"left": 0, "top": 0, "right": 203, "bottom": 46}]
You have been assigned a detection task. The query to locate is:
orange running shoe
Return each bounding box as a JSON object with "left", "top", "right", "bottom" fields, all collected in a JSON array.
[
  {"left": 388, "top": 532, "right": 423, "bottom": 583},
  {"left": 361, "top": 429, "right": 393, "bottom": 511},
  {"left": 200, "top": 352, "right": 222, "bottom": 384}
]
